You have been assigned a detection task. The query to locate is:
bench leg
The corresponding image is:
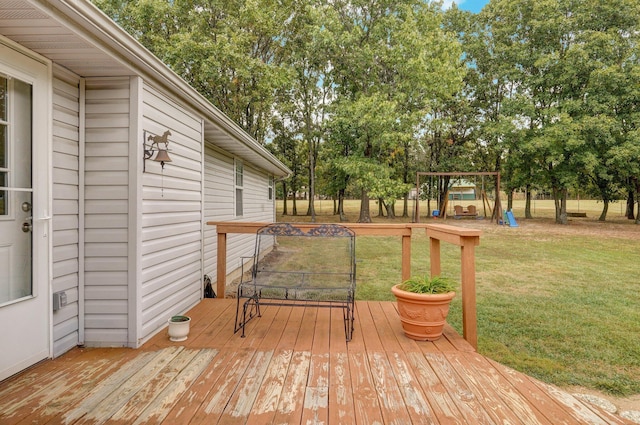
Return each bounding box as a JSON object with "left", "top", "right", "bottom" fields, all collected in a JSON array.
[
  {"left": 234, "top": 294, "right": 261, "bottom": 338},
  {"left": 343, "top": 297, "right": 355, "bottom": 342},
  {"left": 234, "top": 293, "right": 245, "bottom": 335}
]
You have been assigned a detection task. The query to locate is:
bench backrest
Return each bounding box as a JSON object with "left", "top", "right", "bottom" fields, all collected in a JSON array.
[{"left": 252, "top": 223, "right": 356, "bottom": 289}]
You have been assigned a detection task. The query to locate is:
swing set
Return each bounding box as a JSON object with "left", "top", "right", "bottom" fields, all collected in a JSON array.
[{"left": 414, "top": 172, "right": 502, "bottom": 224}]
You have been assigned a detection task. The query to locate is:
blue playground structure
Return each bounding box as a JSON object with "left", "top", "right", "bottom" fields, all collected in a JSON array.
[{"left": 503, "top": 210, "right": 518, "bottom": 227}]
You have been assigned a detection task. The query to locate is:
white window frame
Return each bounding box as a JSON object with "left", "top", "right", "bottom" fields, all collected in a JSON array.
[
  {"left": 235, "top": 159, "right": 243, "bottom": 216},
  {"left": 268, "top": 175, "right": 274, "bottom": 201}
]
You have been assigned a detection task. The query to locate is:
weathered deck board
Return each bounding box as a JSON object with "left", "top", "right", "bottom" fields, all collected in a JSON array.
[
  {"left": 245, "top": 349, "right": 293, "bottom": 424},
  {"left": 424, "top": 351, "right": 496, "bottom": 424},
  {"left": 218, "top": 350, "right": 274, "bottom": 424},
  {"left": 72, "top": 351, "right": 192, "bottom": 424},
  {"left": 328, "top": 351, "right": 356, "bottom": 424},
  {"left": 458, "top": 352, "right": 551, "bottom": 425},
  {"left": 386, "top": 351, "right": 438, "bottom": 424},
  {"left": 407, "top": 351, "right": 467, "bottom": 424},
  {"left": 272, "top": 350, "right": 312, "bottom": 424},
  {"left": 3, "top": 349, "right": 135, "bottom": 425},
  {"left": 161, "top": 349, "right": 237, "bottom": 423},
  {"left": 349, "top": 351, "right": 385, "bottom": 424},
  {"left": 126, "top": 348, "right": 218, "bottom": 425},
  {"left": 0, "top": 299, "right": 631, "bottom": 425},
  {"left": 300, "top": 307, "right": 331, "bottom": 423}
]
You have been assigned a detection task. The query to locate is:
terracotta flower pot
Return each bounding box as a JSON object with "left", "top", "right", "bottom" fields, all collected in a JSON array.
[
  {"left": 167, "top": 315, "right": 191, "bottom": 342},
  {"left": 391, "top": 284, "right": 455, "bottom": 341}
]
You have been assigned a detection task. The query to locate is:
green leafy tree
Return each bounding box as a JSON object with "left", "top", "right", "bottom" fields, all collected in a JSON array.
[
  {"left": 273, "top": 0, "right": 334, "bottom": 221},
  {"left": 478, "top": 0, "right": 640, "bottom": 224},
  {"left": 266, "top": 121, "right": 303, "bottom": 216},
  {"left": 326, "top": 0, "right": 464, "bottom": 222},
  {"left": 92, "top": 0, "right": 293, "bottom": 143}
]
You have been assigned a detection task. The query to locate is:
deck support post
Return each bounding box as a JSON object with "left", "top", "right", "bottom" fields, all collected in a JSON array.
[
  {"left": 401, "top": 234, "right": 412, "bottom": 282},
  {"left": 216, "top": 232, "right": 227, "bottom": 298},
  {"left": 426, "top": 224, "right": 481, "bottom": 349}
]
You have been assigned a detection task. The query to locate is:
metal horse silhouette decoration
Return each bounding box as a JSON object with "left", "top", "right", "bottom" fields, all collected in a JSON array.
[
  {"left": 147, "top": 130, "right": 171, "bottom": 150},
  {"left": 143, "top": 130, "right": 172, "bottom": 172}
]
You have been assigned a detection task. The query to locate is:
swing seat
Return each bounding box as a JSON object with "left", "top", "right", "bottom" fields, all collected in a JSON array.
[{"left": 454, "top": 204, "right": 478, "bottom": 218}]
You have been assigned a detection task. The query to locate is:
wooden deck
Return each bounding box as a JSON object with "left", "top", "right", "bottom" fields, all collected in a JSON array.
[{"left": 0, "top": 299, "right": 630, "bottom": 424}]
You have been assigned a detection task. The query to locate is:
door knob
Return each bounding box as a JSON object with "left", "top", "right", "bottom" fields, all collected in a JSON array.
[
  {"left": 21, "top": 216, "right": 32, "bottom": 233},
  {"left": 22, "top": 221, "right": 32, "bottom": 232}
]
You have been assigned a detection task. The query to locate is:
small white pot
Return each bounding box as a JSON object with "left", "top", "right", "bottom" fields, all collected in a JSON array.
[{"left": 167, "top": 315, "right": 191, "bottom": 342}]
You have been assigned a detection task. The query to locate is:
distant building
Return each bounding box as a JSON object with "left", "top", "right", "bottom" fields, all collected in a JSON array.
[{"left": 448, "top": 179, "right": 477, "bottom": 200}]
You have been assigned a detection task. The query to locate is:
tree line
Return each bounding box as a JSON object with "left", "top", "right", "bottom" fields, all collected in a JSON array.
[{"left": 93, "top": 0, "right": 640, "bottom": 224}]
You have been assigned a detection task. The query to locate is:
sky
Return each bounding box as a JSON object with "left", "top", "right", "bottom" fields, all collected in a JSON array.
[{"left": 444, "top": 0, "right": 489, "bottom": 14}]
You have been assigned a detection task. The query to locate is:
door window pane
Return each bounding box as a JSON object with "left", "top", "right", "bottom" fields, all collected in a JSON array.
[
  {"left": 13, "top": 79, "right": 32, "bottom": 189},
  {"left": 0, "top": 74, "right": 33, "bottom": 305}
]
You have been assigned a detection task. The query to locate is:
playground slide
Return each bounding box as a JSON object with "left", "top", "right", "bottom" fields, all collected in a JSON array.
[{"left": 505, "top": 210, "right": 518, "bottom": 227}]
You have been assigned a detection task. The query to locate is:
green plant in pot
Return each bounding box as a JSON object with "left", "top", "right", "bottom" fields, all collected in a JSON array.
[{"left": 391, "top": 275, "right": 456, "bottom": 341}]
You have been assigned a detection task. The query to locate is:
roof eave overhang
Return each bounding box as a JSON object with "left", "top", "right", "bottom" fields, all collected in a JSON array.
[{"left": 28, "top": 0, "right": 291, "bottom": 177}]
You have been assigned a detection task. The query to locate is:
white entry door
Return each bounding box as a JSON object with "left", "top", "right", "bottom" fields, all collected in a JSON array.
[{"left": 0, "top": 42, "right": 51, "bottom": 381}]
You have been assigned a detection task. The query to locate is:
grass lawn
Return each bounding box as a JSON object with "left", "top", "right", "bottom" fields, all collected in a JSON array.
[{"left": 277, "top": 198, "right": 640, "bottom": 398}]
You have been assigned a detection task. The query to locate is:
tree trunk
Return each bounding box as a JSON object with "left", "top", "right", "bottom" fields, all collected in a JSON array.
[
  {"left": 437, "top": 177, "right": 451, "bottom": 216},
  {"left": 306, "top": 138, "right": 316, "bottom": 222},
  {"left": 402, "top": 194, "right": 409, "bottom": 218},
  {"left": 626, "top": 190, "right": 635, "bottom": 219},
  {"left": 292, "top": 194, "right": 298, "bottom": 216},
  {"left": 559, "top": 188, "right": 568, "bottom": 224},
  {"left": 524, "top": 185, "right": 532, "bottom": 219},
  {"left": 383, "top": 200, "right": 396, "bottom": 219},
  {"left": 598, "top": 200, "right": 609, "bottom": 222},
  {"left": 307, "top": 155, "right": 316, "bottom": 223},
  {"left": 282, "top": 181, "right": 288, "bottom": 216},
  {"left": 402, "top": 141, "right": 410, "bottom": 218},
  {"left": 378, "top": 198, "right": 384, "bottom": 217},
  {"left": 553, "top": 186, "right": 568, "bottom": 224},
  {"left": 358, "top": 189, "right": 372, "bottom": 223},
  {"left": 633, "top": 179, "right": 640, "bottom": 224},
  {"left": 338, "top": 188, "right": 347, "bottom": 222},
  {"left": 507, "top": 189, "right": 513, "bottom": 211}
]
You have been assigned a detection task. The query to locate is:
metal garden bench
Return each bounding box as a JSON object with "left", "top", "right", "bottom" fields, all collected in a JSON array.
[{"left": 234, "top": 223, "right": 356, "bottom": 341}]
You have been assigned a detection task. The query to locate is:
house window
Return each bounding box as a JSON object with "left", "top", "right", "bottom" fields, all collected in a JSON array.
[
  {"left": 268, "top": 176, "right": 274, "bottom": 201},
  {"left": 235, "top": 160, "right": 243, "bottom": 216}
]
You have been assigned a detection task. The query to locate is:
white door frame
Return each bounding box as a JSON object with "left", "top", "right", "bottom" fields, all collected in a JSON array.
[{"left": 0, "top": 36, "right": 52, "bottom": 381}]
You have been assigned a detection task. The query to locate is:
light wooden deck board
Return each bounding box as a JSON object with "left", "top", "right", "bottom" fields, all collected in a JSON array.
[{"left": 0, "top": 299, "right": 631, "bottom": 425}]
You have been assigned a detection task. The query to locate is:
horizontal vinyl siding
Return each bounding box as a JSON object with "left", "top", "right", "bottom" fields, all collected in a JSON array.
[
  {"left": 203, "top": 143, "right": 275, "bottom": 292},
  {"left": 203, "top": 144, "right": 232, "bottom": 281},
  {"left": 140, "top": 83, "right": 202, "bottom": 341},
  {"left": 51, "top": 67, "right": 80, "bottom": 356},
  {"left": 83, "top": 77, "right": 130, "bottom": 346},
  {"left": 242, "top": 162, "right": 274, "bottom": 221}
]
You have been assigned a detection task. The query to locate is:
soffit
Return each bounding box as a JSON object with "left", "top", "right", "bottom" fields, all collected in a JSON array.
[{"left": 0, "top": 0, "right": 130, "bottom": 76}]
